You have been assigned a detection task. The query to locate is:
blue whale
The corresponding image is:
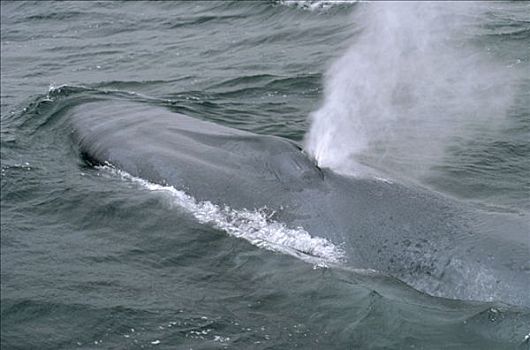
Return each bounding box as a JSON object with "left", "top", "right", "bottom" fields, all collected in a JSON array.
[{"left": 69, "top": 100, "right": 529, "bottom": 307}]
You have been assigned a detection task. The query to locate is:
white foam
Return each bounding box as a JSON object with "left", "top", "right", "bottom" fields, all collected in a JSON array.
[
  {"left": 99, "top": 166, "right": 345, "bottom": 267},
  {"left": 279, "top": 0, "right": 356, "bottom": 11}
]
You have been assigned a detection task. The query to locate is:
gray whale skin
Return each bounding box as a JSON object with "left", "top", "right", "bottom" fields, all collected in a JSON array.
[{"left": 70, "top": 100, "right": 529, "bottom": 307}]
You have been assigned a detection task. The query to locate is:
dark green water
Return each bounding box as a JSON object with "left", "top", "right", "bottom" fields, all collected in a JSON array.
[{"left": 1, "top": 1, "right": 529, "bottom": 349}]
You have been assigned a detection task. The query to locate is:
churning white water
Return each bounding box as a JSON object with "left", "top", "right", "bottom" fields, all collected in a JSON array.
[
  {"left": 97, "top": 165, "right": 346, "bottom": 267},
  {"left": 305, "top": 2, "right": 517, "bottom": 178}
]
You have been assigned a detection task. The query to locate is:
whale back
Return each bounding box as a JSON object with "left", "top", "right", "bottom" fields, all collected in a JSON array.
[{"left": 69, "top": 100, "right": 530, "bottom": 307}]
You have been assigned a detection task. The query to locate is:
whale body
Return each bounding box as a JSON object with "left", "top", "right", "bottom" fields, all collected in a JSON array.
[{"left": 69, "top": 100, "right": 529, "bottom": 307}]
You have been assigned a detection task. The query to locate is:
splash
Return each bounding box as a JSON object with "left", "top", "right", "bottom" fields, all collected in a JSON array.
[
  {"left": 305, "top": 2, "right": 516, "bottom": 177},
  {"left": 279, "top": 0, "right": 356, "bottom": 11},
  {"left": 98, "top": 165, "right": 346, "bottom": 267}
]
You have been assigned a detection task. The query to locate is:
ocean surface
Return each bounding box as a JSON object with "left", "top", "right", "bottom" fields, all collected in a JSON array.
[{"left": 1, "top": 1, "right": 529, "bottom": 349}]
